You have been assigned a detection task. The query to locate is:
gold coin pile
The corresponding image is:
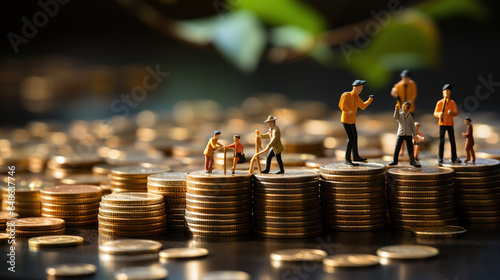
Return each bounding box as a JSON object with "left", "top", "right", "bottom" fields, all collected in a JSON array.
[
  {"left": 386, "top": 167, "right": 458, "bottom": 231},
  {"left": 2, "top": 180, "right": 53, "bottom": 217},
  {"left": 109, "top": 166, "right": 168, "bottom": 193},
  {"left": 147, "top": 172, "right": 187, "bottom": 230},
  {"left": 441, "top": 159, "right": 500, "bottom": 224},
  {"left": 0, "top": 211, "right": 19, "bottom": 231},
  {"left": 320, "top": 163, "right": 387, "bottom": 231},
  {"left": 12, "top": 217, "right": 66, "bottom": 238},
  {"left": 253, "top": 170, "right": 322, "bottom": 238},
  {"left": 98, "top": 192, "right": 166, "bottom": 237},
  {"left": 283, "top": 135, "right": 325, "bottom": 157},
  {"left": 41, "top": 185, "right": 102, "bottom": 227},
  {"left": 46, "top": 155, "right": 102, "bottom": 179},
  {"left": 185, "top": 170, "right": 252, "bottom": 237}
]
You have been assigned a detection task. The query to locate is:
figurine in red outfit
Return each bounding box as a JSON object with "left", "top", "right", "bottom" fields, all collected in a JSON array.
[
  {"left": 462, "top": 117, "right": 475, "bottom": 163},
  {"left": 226, "top": 135, "right": 245, "bottom": 174}
]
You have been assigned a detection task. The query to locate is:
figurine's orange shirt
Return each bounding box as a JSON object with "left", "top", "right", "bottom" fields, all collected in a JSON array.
[
  {"left": 393, "top": 80, "right": 417, "bottom": 113},
  {"left": 339, "top": 91, "right": 372, "bottom": 124},
  {"left": 203, "top": 137, "right": 220, "bottom": 157},
  {"left": 433, "top": 98, "right": 458, "bottom": 126}
]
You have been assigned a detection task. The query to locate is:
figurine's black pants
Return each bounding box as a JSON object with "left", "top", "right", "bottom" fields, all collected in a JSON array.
[
  {"left": 343, "top": 123, "right": 361, "bottom": 160},
  {"left": 263, "top": 148, "right": 284, "bottom": 173},
  {"left": 392, "top": 135, "right": 416, "bottom": 163},
  {"left": 439, "top": 125, "right": 458, "bottom": 160}
]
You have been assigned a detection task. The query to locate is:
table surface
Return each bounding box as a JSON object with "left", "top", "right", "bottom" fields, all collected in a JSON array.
[{"left": 1, "top": 224, "right": 500, "bottom": 280}]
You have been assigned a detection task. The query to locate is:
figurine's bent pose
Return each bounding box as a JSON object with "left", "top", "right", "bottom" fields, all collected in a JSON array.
[
  {"left": 462, "top": 117, "right": 475, "bottom": 163},
  {"left": 339, "top": 80, "right": 373, "bottom": 166},
  {"left": 226, "top": 135, "right": 245, "bottom": 174},
  {"left": 389, "top": 102, "right": 423, "bottom": 168},
  {"left": 433, "top": 84, "right": 461, "bottom": 163},
  {"left": 203, "top": 130, "right": 224, "bottom": 173},
  {"left": 260, "top": 115, "right": 284, "bottom": 174}
]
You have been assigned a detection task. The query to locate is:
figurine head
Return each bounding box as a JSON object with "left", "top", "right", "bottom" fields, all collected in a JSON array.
[
  {"left": 234, "top": 135, "right": 240, "bottom": 142},
  {"left": 400, "top": 69, "right": 411, "bottom": 84},
  {"left": 442, "top": 84, "right": 452, "bottom": 99},
  {"left": 402, "top": 102, "right": 411, "bottom": 113},
  {"left": 214, "top": 130, "right": 221, "bottom": 140},
  {"left": 264, "top": 115, "right": 277, "bottom": 127},
  {"left": 415, "top": 122, "right": 420, "bottom": 130},
  {"left": 464, "top": 117, "right": 471, "bottom": 125},
  {"left": 352, "top": 80, "right": 366, "bottom": 94}
]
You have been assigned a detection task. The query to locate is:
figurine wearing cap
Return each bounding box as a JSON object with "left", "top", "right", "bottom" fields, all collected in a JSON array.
[
  {"left": 433, "top": 84, "right": 461, "bottom": 163},
  {"left": 391, "top": 69, "right": 417, "bottom": 115},
  {"left": 462, "top": 117, "right": 475, "bottom": 163},
  {"left": 203, "top": 130, "right": 224, "bottom": 173},
  {"left": 338, "top": 80, "right": 374, "bottom": 166},
  {"left": 258, "top": 115, "right": 285, "bottom": 174},
  {"left": 389, "top": 102, "right": 423, "bottom": 167}
]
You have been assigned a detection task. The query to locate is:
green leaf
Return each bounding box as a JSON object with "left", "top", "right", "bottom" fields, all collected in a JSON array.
[
  {"left": 417, "top": 0, "right": 489, "bottom": 21},
  {"left": 344, "top": 9, "right": 440, "bottom": 88},
  {"left": 232, "top": 0, "right": 327, "bottom": 34},
  {"left": 270, "top": 25, "right": 314, "bottom": 51}
]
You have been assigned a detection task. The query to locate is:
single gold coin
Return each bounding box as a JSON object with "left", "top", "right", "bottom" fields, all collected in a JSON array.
[
  {"left": 98, "top": 239, "right": 162, "bottom": 255},
  {"left": 14, "top": 217, "right": 65, "bottom": 231},
  {"left": 40, "top": 196, "right": 102, "bottom": 205},
  {"left": 159, "top": 247, "right": 209, "bottom": 259},
  {"left": 270, "top": 249, "right": 327, "bottom": 262},
  {"left": 101, "top": 192, "right": 164, "bottom": 206},
  {"left": 40, "top": 185, "right": 102, "bottom": 198},
  {"left": 323, "top": 254, "right": 380, "bottom": 268},
  {"left": 41, "top": 202, "right": 100, "bottom": 211},
  {"left": 377, "top": 245, "right": 439, "bottom": 259},
  {"left": 99, "top": 202, "right": 165, "bottom": 212},
  {"left": 386, "top": 167, "right": 455, "bottom": 180},
  {"left": 15, "top": 228, "right": 66, "bottom": 238},
  {"left": 46, "top": 263, "right": 97, "bottom": 277},
  {"left": 97, "top": 214, "right": 166, "bottom": 225},
  {"left": 148, "top": 172, "right": 187, "bottom": 184},
  {"left": 98, "top": 208, "right": 165, "bottom": 218},
  {"left": 411, "top": 225, "right": 467, "bottom": 238},
  {"left": 201, "top": 271, "right": 250, "bottom": 280},
  {"left": 114, "top": 266, "right": 168, "bottom": 280},
  {"left": 98, "top": 221, "right": 167, "bottom": 231}
]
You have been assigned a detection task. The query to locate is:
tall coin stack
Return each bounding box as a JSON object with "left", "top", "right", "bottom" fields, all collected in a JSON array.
[
  {"left": 109, "top": 166, "right": 168, "bottom": 193},
  {"left": 185, "top": 170, "right": 252, "bottom": 238},
  {"left": 441, "top": 159, "right": 500, "bottom": 225},
  {"left": 2, "top": 180, "right": 54, "bottom": 217},
  {"left": 40, "top": 185, "right": 102, "bottom": 227},
  {"left": 386, "top": 167, "right": 459, "bottom": 231},
  {"left": 98, "top": 193, "right": 167, "bottom": 237},
  {"left": 147, "top": 172, "right": 187, "bottom": 230},
  {"left": 253, "top": 170, "right": 322, "bottom": 238},
  {"left": 320, "top": 163, "right": 387, "bottom": 231}
]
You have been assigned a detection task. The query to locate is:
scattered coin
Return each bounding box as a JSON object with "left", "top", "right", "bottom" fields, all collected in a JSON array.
[
  {"left": 114, "top": 266, "right": 168, "bottom": 280},
  {"left": 29, "top": 235, "right": 84, "bottom": 247},
  {"left": 270, "top": 249, "right": 327, "bottom": 262},
  {"left": 99, "top": 239, "right": 162, "bottom": 255},
  {"left": 14, "top": 217, "right": 65, "bottom": 231},
  {"left": 323, "top": 254, "right": 380, "bottom": 268},
  {"left": 46, "top": 263, "right": 97, "bottom": 277},
  {"left": 159, "top": 247, "right": 209, "bottom": 259},
  {"left": 377, "top": 245, "right": 439, "bottom": 259},
  {"left": 201, "top": 270, "right": 251, "bottom": 280},
  {"left": 411, "top": 225, "right": 467, "bottom": 238}
]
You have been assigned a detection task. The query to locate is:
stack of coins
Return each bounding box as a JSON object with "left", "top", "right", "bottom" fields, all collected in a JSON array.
[
  {"left": 59, "top": 174, "right": 108, "bottom": 186},
  {"left": 2, "top": 180, "right": 54, "bottom": 217},
  {"left": 440, "top": 159, "right": 500, "bottom": 225},
  {"left": 320, "top": 163, "right": 387, "bottom": 231},
  {"left": 185, "top": 170, "right": 252, "bottom": 237},
  {"left": 46, "top": 155, "right": 103, "bottom": 179},
  {"left": 98, "top": 192, "right": 166, "bottom": 237},
  {"left": 283, "top": 135, "right": 325, "bottom": 157},
  {"left": 109, "top": 166, "right": 168, "bottom": 193},
  {"left": 11, "top": 217, "right": 66, "bottom": 238},
  {"left": 0, "top": 211, "right": 19, "bottom": 231},
  {"left": 40, "top": 185, "right": 102, "bottom": 227},
  {"left": 147, "top": 172, "right": 187, "bottom": 230},
  {"left": 386, "top": 167, "right": 458, "bottom": 231},
  {"left": 253, "top": 170, "right": 322, "bottom": 238}
]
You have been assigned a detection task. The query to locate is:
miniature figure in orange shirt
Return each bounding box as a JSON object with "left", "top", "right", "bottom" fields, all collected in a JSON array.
[
  {"left": 391, "top": 69, "right": 417, "bottom": 114},
  {"left": 433, "top": 84, "right": 461, "bottom": 163},
  {"left": 226, "top": 135, "right": 245, "bottom": 174},
  {"left": 413, "top": 122, "right": 423, "bottom": 161},
  {"left": 339, "top": 80, "right": 373, "bottom": 166},
  {"left": 462, "top": 117, "right": 475, "bottom": 163},
  {"left": 203, "top": 130, "right": 224, "bottom": 173}
]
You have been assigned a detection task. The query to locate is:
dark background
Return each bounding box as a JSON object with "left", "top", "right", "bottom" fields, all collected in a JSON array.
[{"left": 1, "top": 0, "right": 499, "bottom": 126}]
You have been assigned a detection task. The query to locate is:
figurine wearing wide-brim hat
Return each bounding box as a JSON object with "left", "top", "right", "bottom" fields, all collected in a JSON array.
[
  {"left": 338, "top": 80, "right": 373, "bottom": 166},
  {"left": 433, "top": 83, "right": 461, "bottom": 163},
  {"left": 253, "top": 115, "right": 285, "bottom": 174}
]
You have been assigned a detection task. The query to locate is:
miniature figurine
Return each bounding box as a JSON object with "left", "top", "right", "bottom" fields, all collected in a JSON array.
[
  {"left": 226, "top": 135, "right": 245, "bottom": 174},
  {"left": 433, "top": 84, "right": 461, "bottom": 163},
  {"left": 339, "top": 80, "right": 373, "bottom": 166},
  {"left": 413, "top": 122, "right": 423, "bottom": 161},
  {"left": 389, "top": 102, "right": 424, "bottom": 167},
  {"left": 252, "top": 115, "right": 284, "bottom": 174},
  {"left": 462, "top": 117, "right": 475, "bottom": 163},
  {"left": 203, "top": 130, "right": 224, "bottom": 173},
  {"left": 391, "top": 69, "right": 417, "bottom": 157}
]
